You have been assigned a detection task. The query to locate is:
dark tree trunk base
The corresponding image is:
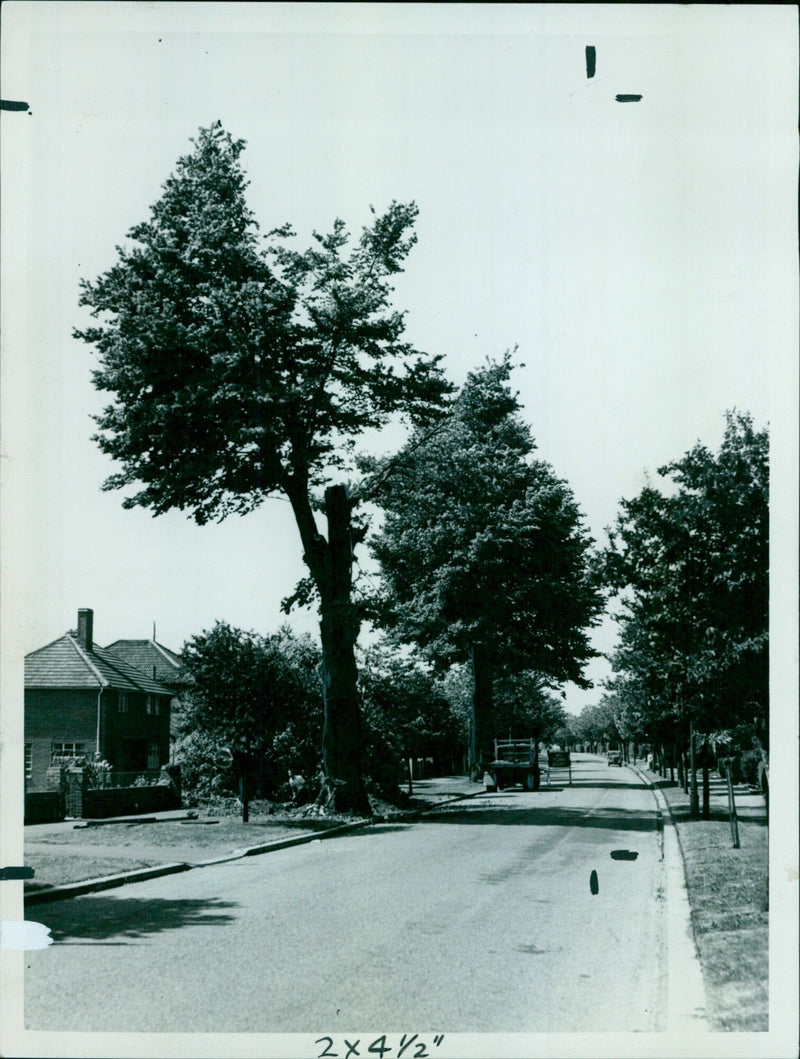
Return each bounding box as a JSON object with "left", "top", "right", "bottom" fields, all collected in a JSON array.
[{"left": 303, "top": 777, "right": 372, "bottom": 818}]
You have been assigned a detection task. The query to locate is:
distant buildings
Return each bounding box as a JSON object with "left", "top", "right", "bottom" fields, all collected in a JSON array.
[{"left": 24, "top": 608, "right": 185, "bottom": 790}]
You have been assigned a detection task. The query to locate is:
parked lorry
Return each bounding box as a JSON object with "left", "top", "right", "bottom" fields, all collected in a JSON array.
[{"left": 484, "top": 739, "right": 541, "bottom": 792}]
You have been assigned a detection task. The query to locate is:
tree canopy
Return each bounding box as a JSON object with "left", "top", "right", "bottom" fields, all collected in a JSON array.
[
  {"left": 75, "top": 122, "right": 453, "bottom": 813},
  {"left": 370, "top": 354, "right": 603, "bottom": 681},
  {"left": 78, "top": 122, "right": 450, "bottom": 522},
  {"left": 492, "top": 672, "right": 569, "bottom": 744},
  {"left": 601, "top": 410, "right": 768, "bottom": 745},
  {"left": 368, "top": 354, "right": 604, "bottom": 766}
]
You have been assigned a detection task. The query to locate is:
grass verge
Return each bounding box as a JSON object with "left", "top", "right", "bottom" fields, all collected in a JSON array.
[
  {"left": 657, "top": 777, "right": 768, "bottom": 1031},
  {"left": 24, "top": 807, "right": 355, "bottom": 891},
  {"left": 24, "top": 851, "right": 157, "bottom": 890}
]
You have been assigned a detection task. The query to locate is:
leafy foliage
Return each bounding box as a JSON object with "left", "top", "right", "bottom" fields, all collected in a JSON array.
[
  {"left": 600, "top": 411, "right": 768, "bottom": 743},
  {"left": 571, "top": 695, "right": 626, "bottom": 749},
  {"left": 492, "top": 672, "right": 569, "bottom": 743},
  {"left": 369, "top": 353, "right": 604, "bottom": 684},
  {"left": 78, "top": 123, "right": 451, "bottom": 522},
  {"left": 358, "top": 643, "right": 463, "bottom": 792},
  {"left": 177, "top": 622, "right": 322, "bottom": 798}
]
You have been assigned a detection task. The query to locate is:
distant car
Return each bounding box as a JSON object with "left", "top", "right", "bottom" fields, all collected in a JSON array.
[{"left": 607, "top": 750, "right": 622, "bottom": 767}]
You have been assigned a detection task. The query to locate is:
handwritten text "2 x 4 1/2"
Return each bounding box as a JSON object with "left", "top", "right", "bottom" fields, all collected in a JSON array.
[{"left": 315, "top": 1034, "right": 445, "bottom": 1058}]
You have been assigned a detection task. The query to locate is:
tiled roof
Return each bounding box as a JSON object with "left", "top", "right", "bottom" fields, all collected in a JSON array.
[
  {"left": 104, "top": 639, "right": 191, "bottom": 687},
  {"left": 25, "top": 634, "right": 174, "bottom": 695}
]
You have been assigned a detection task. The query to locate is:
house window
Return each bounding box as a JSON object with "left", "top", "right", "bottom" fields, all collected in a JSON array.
[
  {"left": 25, "top": 744, "right": 32, "bottom": 780},
  {"left": 146, "top": 695, "right": 153, "bottom": 715},
  {"left": 154, "top": 697, "right": 161, "bottom": 716},
  {"left": 118, "top": 692, "right": 128, "bottom": 713},
  {"left": 147, "top": 742, "right": 160, "bottom": 769},
  {"left": 51, "top": 742, "right": 85, "bottom": 763}
]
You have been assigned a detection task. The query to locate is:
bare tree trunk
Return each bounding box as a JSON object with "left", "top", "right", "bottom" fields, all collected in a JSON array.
[
  {"left": 689, "top": 721, "right": 699, "bottom": 817},
  {"left": 702, "top": 764, "right": 710, "bottom": 818}
]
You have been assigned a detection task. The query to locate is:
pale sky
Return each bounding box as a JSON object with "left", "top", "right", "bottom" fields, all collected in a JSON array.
[{"left": 2, "top": 3, "right": 797, "bottom": 719}]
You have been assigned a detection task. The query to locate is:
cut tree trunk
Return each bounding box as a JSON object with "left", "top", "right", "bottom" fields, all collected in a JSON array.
[
  {"left": 317, "top": 485, "right": 372, "bottom": 817},
  {"left": 286, "top": 478, "right": 372, "bottom": 818}
]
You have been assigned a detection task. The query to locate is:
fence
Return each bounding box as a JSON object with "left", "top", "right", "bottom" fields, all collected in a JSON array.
[{"left": 88, "top": 769, "right": 163, "bottom": 789}]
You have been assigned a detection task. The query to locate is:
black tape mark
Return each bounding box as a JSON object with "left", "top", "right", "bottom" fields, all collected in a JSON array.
[
  {"left": 586, "top": 46, "right": 596, "bottom": 79},
  {"left": 0, "top": 866, "right": 35, "bottom": 880},
  {"left": 590, "top": 869, "right": 599, "bottom": 895},
  {"left": 610, "top": 849, "right": 639, "bottom": 861},
  {"left": 616, "top": 94, "right": 643, "bottom": 103},
  {"left": 0, "top": 99, "right": 30, "bottom": 112}
]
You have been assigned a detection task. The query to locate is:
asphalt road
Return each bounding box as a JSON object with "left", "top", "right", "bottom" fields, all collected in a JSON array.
[{"left": 24, "top": 756, "right": 671, "bottom": 1034}]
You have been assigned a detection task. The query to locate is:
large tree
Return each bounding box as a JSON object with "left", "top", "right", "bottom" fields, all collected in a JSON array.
[
  {"left": 601, "top": 410, "right": 768, "bottom": 810},
  {"left": 369, "top": 355, "right": 604, "bottom": 771},
  {"left": 75, "top": 122, "right": 451, "bottom": 814}
]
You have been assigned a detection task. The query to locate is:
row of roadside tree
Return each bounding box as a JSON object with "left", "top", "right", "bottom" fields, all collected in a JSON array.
[
  {"left": 565, "top": 411, "right": 769, "bottom": 813},
  {"left": 75, "top": 122, "right": 768, "bottom": 815}
]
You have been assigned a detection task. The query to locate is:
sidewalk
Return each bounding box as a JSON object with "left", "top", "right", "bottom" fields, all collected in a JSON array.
[
  {"left": 24, "top": 775, "right": 482, "bottom": 904},
  {"left": 632, "top": 758, "right": 769, "bottom": 1032}
]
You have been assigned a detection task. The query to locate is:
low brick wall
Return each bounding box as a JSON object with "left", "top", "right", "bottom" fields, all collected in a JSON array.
[
  {"left": 25, "top": 791, "right": 65, "bottom": 824},
  {"left": 83, "top": 784, "right": 180, "bottom": 819}
]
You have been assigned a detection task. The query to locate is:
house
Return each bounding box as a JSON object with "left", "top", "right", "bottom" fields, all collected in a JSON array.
[
  {"left": 103, "top": 635, "right": 191, "bottom": 697},
  {"left": 24, "top": 608, "right": 174, "bottom": 790},
  {"left": 104, "top": 634, "right": 192, "bottom": 746}
]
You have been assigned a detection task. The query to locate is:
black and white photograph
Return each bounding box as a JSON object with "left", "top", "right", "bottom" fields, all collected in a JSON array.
[{"left": 1, "top": 4, "right": 797, "bottom": 1057}]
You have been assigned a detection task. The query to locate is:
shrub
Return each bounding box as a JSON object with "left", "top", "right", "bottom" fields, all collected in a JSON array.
[
  {"left": 739, "top": 748, "right": 761, "bottom": 787},
  {"left": 84, "top": 759, "right": 113, "bottom": 788},
  {"left": 173, "top": 729, "right": 238, "bottom": 802},
  {"left": 361, "top": 717, "right": 405, "bottom": 800}
]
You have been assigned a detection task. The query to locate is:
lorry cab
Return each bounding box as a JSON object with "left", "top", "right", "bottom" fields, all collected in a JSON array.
[{"left": 484, "top": 739, "right": 541, "bottom": 792}]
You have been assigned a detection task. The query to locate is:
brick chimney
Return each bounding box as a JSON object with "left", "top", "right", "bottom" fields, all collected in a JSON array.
[{"left": 77, "top": 608, "right": 94, "bottom": 651}]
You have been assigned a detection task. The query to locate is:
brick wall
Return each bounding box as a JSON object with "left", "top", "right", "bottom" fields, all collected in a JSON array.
[
  {"left": 25, "top": 689, "right": 99, "bottom": 790},
  {"left": 102, "top": 690, "right": 171, "bottom": 768},
  {"left": 25, "top": 687, "right": 172, "bottom": 788},
  {"left": 65, "top": 768, "right": 87, "bottom": 817}
]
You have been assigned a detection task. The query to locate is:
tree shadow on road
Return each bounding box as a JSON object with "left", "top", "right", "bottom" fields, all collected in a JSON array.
[
  {"left": 669, "top": 806, "right": 767, "bottom": 827},
  {"left": 566, "top": 781, "right": 653, "bottom": 791},
  {"left": 33, "top": 895, "right": 239, "bottom": 942},
  {"left": 421, "top": 803, "right": 661, "bottom": 832}
]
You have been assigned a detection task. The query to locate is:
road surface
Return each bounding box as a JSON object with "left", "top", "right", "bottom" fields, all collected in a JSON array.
[{"left": 25, "top": 756, "right": 675, "bottom": 1033}]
